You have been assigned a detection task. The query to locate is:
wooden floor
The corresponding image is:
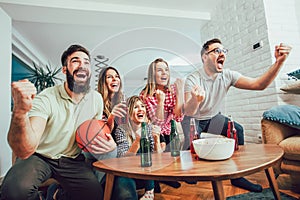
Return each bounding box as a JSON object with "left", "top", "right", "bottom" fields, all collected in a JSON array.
[{"left": 138, "top": 171, "right": 300, "bottom": 200}]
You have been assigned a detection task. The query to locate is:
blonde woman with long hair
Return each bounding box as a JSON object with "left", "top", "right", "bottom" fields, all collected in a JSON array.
[{"left": 113, "top": 95, "right": 162, "bottom": 200}]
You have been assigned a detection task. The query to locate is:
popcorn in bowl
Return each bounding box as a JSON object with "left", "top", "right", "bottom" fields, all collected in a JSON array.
[{"left": 192, "top": 137, "right": 235, "bottom": 160}]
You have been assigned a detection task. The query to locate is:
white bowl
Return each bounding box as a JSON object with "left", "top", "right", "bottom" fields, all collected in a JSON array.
[
  {"left": 200, "top": 132, "right": 224, "bottom": 139},
  {"left": 192, "top": 137, "right": 235, "bottom": 160}
]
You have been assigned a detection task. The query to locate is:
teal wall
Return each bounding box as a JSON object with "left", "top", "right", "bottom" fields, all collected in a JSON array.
[{"left": 11, "top": 55, "right": 31, "bottom": 82}]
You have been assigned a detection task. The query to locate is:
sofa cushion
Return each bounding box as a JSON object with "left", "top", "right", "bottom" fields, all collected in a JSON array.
[
  {"left": 281, "top": 158, "right": 300, "bottom": 174},
  {"left": 262, "top": 105, "right": 300, "bottom": 130},
  {"left": 287, "top": 68, "right": 300, "bottom": 80},
  {"left": 280, "top": 81, "right": 300, "bottom": 94},
  {"left": 279, "top": 135, "right": 300, "bottom": 161}
]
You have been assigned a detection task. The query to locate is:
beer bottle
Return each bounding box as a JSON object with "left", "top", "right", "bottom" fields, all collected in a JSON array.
[
  {"left": 140, "top": 122, "right": 152, "bottom": 167},
  {"left": 227, "top": 115, "right": 239, "bottom": 151},
  {"left": 119, "top": 93, "right": 128, "bottom": 124},
  {"left": 189, "top": 118, "right": 199, "bottom": 154},
  {"left": 170, "top": 120, "right": 180, "bottom": 157}
]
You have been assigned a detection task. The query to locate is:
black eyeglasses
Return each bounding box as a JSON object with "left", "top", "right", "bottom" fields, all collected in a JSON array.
[{"left": 206, "top": 48, "right": 228, "bottom": 55}]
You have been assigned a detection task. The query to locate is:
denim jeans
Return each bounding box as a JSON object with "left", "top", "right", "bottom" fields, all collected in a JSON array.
[
  {"left": 111, "top": 176, "right": 154, "bottom": 200},
  {"left": 0, "top": 153, "right": 102, "bottom": 200},
  {"left": 181, "top": 114, "right": 245, "bottom": 150},
  {"left": 83, "top": 148, "right": 117, "bottom": 182}
]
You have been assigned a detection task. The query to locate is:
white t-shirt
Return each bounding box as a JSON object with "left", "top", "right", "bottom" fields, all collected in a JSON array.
[{"left": 184, "top": 67, "right": 241, "bottom": 120}]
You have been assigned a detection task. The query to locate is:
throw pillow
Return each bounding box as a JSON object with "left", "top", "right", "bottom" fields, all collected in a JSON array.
[
  {"left": 287, "top": 68, "right": 300, "bottom": 80},
  {"left": 280, "top": 81, "right": 300, "bottom": 94},
  {"left": 263, "top": 105, "right": 300, "bottom": 130}
]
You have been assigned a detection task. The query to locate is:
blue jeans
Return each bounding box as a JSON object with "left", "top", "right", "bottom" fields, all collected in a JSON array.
[
  {"left": 111, "top": 176, "right": 154, "bottom": 200},
  {"left": 0, "top": 153, "right": 102, "bottom": 200},
  {"left": 84, "top": 149, "right": 154, "bottom": 200},
  {"left": 181, "top": 114, "right": 244, "bottom": 150},
  {"left": 83, "top": 149, "right": 117, "bottom": 182}
]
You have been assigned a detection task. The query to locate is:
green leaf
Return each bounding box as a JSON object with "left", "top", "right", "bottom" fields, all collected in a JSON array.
[{"left": 24, "top": 62, "right": 63, "bottom": 93}]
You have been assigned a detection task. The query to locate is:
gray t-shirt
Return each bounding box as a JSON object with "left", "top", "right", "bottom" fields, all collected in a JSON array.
[{"left": 184, "top": 67, "right": 241, "bottom": 120}]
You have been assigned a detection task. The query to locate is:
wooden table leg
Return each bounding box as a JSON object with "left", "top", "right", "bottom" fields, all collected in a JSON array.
[
  {"left": 211, "top": 180, "right": 225, "bottom": 200},
  {"left": 103, "top": 173, "right": 115, "bottom": 200},
  {"left": 265, "top": 167, "right": 281, "bottom": 200}
]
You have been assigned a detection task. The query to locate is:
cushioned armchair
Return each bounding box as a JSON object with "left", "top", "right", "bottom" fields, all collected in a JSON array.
[{"left": 261, "top": 105, "right": 300, "bottom": 193}]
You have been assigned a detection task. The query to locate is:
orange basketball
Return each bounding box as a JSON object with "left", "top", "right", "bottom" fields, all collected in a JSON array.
[{"left": 76, "top": 119, "right": 111, "bottom": 152}]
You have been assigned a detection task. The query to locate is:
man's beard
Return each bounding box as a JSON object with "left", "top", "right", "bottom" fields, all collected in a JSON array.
[{"left": 66, "top": 68, "right": 91, "bottom": 94}]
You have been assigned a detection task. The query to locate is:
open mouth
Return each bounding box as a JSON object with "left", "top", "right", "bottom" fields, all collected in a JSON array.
[
  {"left": 137, "top": 113, "right": 144, "bottom": 119},
  {"left": 217, "top": 58, "right": 224, "bottom": 65},
  {"left": 216, "top": 58, "right": 224, "bottom": 69},
  {"left": 76, "top": 73, "right": 86, "bottom": 78},
  {"left": 110, "top": 83, "right": 119, "bottom": 89},
  {"left": 75, "top": 70, "right": 88, "bottom": 80}
]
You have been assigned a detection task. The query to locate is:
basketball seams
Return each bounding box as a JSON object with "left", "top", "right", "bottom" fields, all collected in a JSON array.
[{"left": 76, "top": 119, "right": 109, "bottom": 152}]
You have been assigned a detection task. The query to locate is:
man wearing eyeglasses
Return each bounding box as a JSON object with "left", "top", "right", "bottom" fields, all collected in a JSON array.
[{"left": 182, "top": 38, "right": 291, "bottom": 192}]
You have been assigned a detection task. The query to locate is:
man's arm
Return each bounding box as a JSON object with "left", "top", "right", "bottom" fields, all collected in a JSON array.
[
  {"left": 235, "top": 43, "right": 292, "bottom": 90},
  {"left": 8, "top": 80, "right": 46, "bottom": 159}
]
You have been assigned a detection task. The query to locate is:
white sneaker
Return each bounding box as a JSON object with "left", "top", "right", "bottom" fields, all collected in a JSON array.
[{"left": 139, "top": 189, "right": 154, "bottom": 200}]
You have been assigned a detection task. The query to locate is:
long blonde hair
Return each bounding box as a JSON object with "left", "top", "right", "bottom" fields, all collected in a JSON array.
[
  {"left": 126, "top": 95, "right": 149, "bottom": 142},
  {"left": 97, "top": 66, "right": 123, "bottom": 117},
  {"left": 141, "top": 58, "right": 171, "bottom": 98}
]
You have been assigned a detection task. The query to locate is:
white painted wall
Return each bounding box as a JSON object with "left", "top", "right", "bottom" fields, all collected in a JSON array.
[
  {"left": 0, "top": 7, "right": 12, "bottom": 177},
  {"left": 200, "top": 0, "right": 300, "bottom": 143},
  {"left": 264, "top": 0, "right": 300, "bottom": 106},
  {"left": 297, "top": 0, "right": 300, "bottom": 30}
]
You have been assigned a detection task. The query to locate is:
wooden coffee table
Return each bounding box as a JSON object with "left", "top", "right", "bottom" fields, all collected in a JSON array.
[{"left": 93, "top": 144, "right": 283, "bottom": 200}]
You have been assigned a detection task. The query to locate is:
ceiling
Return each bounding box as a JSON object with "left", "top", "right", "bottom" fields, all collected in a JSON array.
[{"left": 0, "top": 0, "right": 219, "bottom": 94}]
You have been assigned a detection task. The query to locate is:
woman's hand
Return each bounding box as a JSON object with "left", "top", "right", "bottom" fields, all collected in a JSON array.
[
  {"left": 152, "top": 125, "right": 164, "bottom": 153},
  {"left": 173, "top": 78, "right": 184, "bottom": 96},
  {"left": 155, "top": 89, "right": 165, "bottom": 105},
  {"left": 125, "top": 136, "right": 140, "bottom": 156},
  {"left": 107, "top": 102, "right": 127, "bottom": 128},
  {"left": 111, "top": 102, "right": 127, "bottom": 118}
]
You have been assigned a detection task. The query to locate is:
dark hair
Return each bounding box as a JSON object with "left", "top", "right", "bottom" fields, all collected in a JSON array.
[
  {"left": 61, "top": 44, "right": 90, "bottom": 66},
  {"left": 200, "top": 38, "right": 222, "bottom": 56}
]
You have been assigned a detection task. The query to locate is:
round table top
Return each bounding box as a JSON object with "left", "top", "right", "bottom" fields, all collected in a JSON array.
[{"left": 93, "top": 144, "right": 283, "bottom": 182}]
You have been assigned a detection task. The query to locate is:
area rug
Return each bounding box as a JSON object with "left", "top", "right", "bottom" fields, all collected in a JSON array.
[{"left": 226, "top": 188, "right": 298, "bottom": 200}]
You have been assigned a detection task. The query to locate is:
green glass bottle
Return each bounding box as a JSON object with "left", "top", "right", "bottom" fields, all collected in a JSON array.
[
  {"left": 140, "top": 122, "right": 152, "bottom": 167},
  {"left": 170, "top": 120, "right": 180, "bottom": 157}
]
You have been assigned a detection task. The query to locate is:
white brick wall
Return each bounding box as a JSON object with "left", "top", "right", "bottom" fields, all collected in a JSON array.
[
  {"left": 200, "top": 0, "right": 300, "bottom": 143},
  {"left": 264, "top": 0, "right": 300, "bottom": 106}
]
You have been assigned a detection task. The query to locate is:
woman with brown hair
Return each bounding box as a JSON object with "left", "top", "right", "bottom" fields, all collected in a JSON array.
[
  {"left": 140, "top": 58, "right": 185, "bottom": 191},
  {"left": 140, "top": 58, "right": 184, "bottom": 151},
  {"left": 97, "top": 66, "right": 127, "bottom": 131}
]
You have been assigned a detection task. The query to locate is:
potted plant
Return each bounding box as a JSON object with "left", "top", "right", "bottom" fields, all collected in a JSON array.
[{"left": 26, "top": 62, "right": 63, "bottom": 93}]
